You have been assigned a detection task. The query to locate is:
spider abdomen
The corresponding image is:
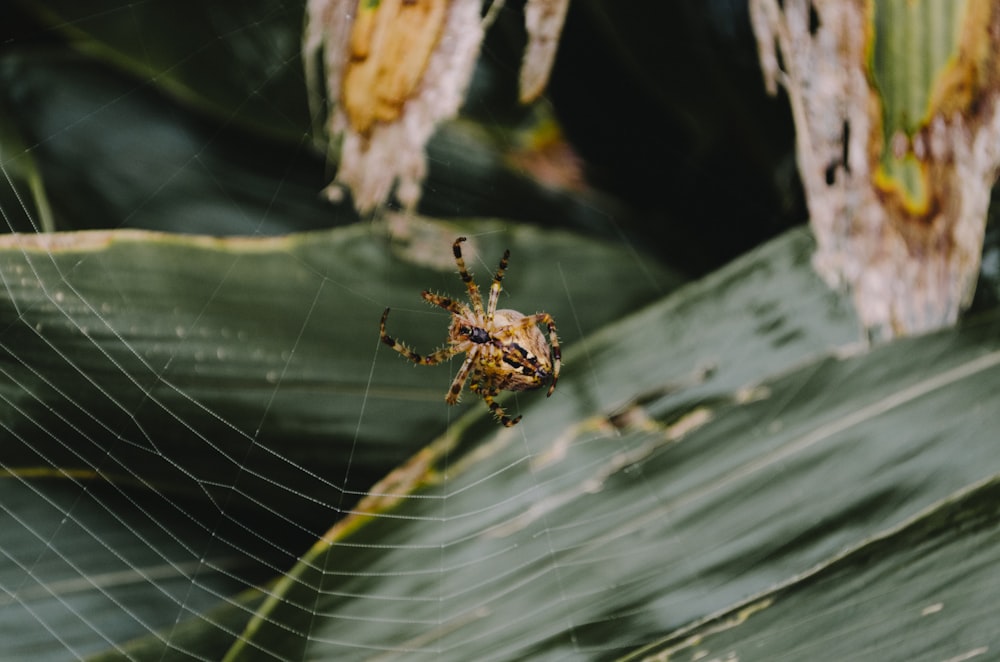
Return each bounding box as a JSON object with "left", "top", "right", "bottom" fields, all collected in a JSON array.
[{"left": 483, "top": 309, "right": 553, "bottom": 392}]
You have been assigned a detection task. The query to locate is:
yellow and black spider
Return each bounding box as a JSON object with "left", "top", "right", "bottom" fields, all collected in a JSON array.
[{"left": 380, "top": 236, "right": 561, "bottom": 426}]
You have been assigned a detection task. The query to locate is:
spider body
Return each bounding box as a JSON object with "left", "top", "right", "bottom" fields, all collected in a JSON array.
[{"left": 380, "top": 237, "right": 560, "bottom": 426}]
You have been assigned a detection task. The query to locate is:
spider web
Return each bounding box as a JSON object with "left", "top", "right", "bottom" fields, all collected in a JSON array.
[
  {"left": 0, "top": 3, "right": 680, "bottom": 659},
  {"left": 4, "top": 3, "right": 1000, "bottom": 662}
]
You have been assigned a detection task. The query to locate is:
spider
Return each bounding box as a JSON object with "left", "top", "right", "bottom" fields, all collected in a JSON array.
[{"left": 380, "top": 236, "right": 561, "bottom": 427}]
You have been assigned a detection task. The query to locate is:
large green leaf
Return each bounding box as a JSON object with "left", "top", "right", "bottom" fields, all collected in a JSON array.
[
  {"left": 18, "top": 219, "right": 997, "bottom": 661},
  {"left": 224, "top": 242, "right": 1000, "bottom": 660},
  {"left": 0, "top": 217, "right": 678, "bottom": 659},
  {"left": 622, "top": 470, "right": 1000, "bottom": 660},
  {"left": 205, "top": 226, "right": 876, "bottom": 660},
  {"left": 0, "top": 477, "right": 269, "bottom": 661}
]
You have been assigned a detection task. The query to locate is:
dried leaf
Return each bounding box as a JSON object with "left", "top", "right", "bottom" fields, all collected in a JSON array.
[
  {"left": 519, "top": 0, "right": 571, "bottom": 103},
  {"left": 305, "top": 0, "right": 485, "bottom": 214},
  {"left": 342, "top": 0, "right": 450, "bottom": 134},
  {"left": 749, "top": 0, "right": 999, "bottom": 340},
  {"left": 303, "top": 0, "right": 571, "bottom": 214}
]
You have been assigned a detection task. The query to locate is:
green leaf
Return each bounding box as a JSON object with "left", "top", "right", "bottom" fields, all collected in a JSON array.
[
  {"left": 231, "top": 298, "right": 1000, "bottom": 659},
  {"left": 623, "top": 469, "right": 1000, "bottom": 660},
  {"left": 0, "top": 218, "right": 678, "bottom": 658},
  {"left": 223, "top": 227, "right": 915, "bottom": 660},
  {"left": 0, "top": 477, "right": 268, "bottom": 661}
]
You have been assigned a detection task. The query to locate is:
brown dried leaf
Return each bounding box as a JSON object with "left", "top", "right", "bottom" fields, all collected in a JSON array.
[
  {"left": 303, "top": 0, "right": 571, "bottom": 215},
  {"left": 519, "top": 0, "right": 571, "bottom": 103},
  {"left": 749, "top": 0, "right": 999, "bottom": 339},
  {"left": 342, "top": 0, "right": 449, "bottom": 135},
  {"left": 304, "top": 0, "right": 485, "bottom": 214}
]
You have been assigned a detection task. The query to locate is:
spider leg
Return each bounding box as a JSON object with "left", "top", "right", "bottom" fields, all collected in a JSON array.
[
  {"left": 494, "top": 313, "right": 561, "bottom": 396},
  {"left": 445, "top": 349, "right": 477, "bottom": 405},
  {"left": 471, "top": 381, "right": 521, "bottom": 427},
  {"left": 380, "top": 308, "right": 457, "bottom": 365},
  {"left": 421, "top": 291, "right": 475, "bottom": 319},
  {"left": 486, "top": 246, "right": 510, "bottom": 322},
  {"left": 452, "top": 237, "right": 485, "bottom": 316}
]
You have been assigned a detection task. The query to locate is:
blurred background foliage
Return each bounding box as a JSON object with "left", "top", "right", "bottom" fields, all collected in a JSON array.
[{"left": 0, "top": 0, "right": 805, "bottom": 274}]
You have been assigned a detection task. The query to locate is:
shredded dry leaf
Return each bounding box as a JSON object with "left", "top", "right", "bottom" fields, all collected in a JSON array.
[
  {"left": 303, "top": 0, "right": 571, "bottom": 215},
  {"left": 519, "top": 0, "right": 571, "bottom": 103},
  {"left": 750, "top": 0, "right": 999, "bottom": 339}
]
